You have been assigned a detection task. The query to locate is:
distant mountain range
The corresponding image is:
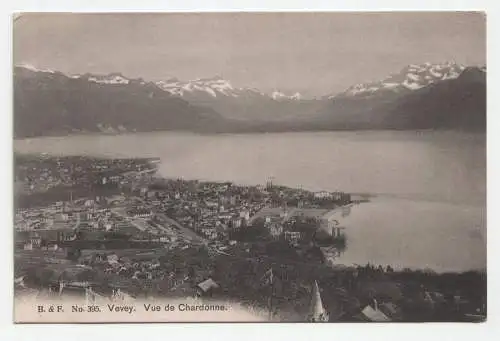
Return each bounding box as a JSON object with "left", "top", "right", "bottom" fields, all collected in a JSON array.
[
  {"left": 13, "top": 62, "right": 486, "bottom": 138},
  {"left": 310, "top": 64, "right": 486, "bottom": 131},
  {"left": 13, "top": 66, "right": 223, "bottom": 138},
  {"left": 332, "top": 62, "right": 467, "bottom": 98},
  {"left": 154, "top": 75, "right": 314, "bottom": 121}
]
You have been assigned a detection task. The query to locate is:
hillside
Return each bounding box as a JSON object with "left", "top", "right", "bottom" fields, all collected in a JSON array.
[
  {"left": 314, "top": 65, "right": 486, "bottom": 131},
  {"left": 13, "top": 67, "right": 228, "bottom": 138},
  {"left": 379, "top": 67, "right": 486, "bottom": 131}
]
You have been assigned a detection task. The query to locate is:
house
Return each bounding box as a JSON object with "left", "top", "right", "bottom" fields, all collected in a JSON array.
[
  {"left": 332, "top": 192, "right": 343, "bottom": 201},
  {"left": 230, "top": 217, "right": 242, "bottom": 229},
  {"left": 195, "top": 278, "right": 220, "bottom": 297},
  {"left": 320, "top": 210, "right": 345, "bottom": 237},
  {"left": 47, "top": 243, "right": 59, "bottom": 251},
  {"left": 267, "top": 223, "right": 283, "bottom": 238},
  {"left": 284, "top": 231, "right": 302, "bottom": 245},
  {"left": 16, "top": 221, "right": 29, "bottom": 231},
  {"left": 29, "top": 236, "right": 42, "bottom": 247},
  {"left": 201, "top": 227, "right": 218, "bottom": 240},
  {"left": 14, "top": 276, "right": 26, "bottom": 288},
  {"left": 111, "top": 288, "right": 135, "bottom": 302},
  {"left": 424, "top": 291, "right": 446, "bottom": 308},
  {"left": 229, "top": 195, "right": 239, "bottom": 206},
  {"left": 218, "top": 213, "right": 233, "bottom": 220},
  {"left": 264, "top": 217, "right": 283, "bottom": 238},
  {"left": 356, "top": 300, "right": 392, "bottom": 322},
  {"left": 109, "top": 175, "right": 121, "bottom": 184},
  {"left": 314, "top": 191, "right": 331, "bottom": 199},
  {"left": 205, "top": 201, "right": 218, "bottom": 210},
  {"left": 107, "top": 254, "right": 119, "bottom": 264},
  {"left": 128, "top": 208, "right": 153, "bottom": 219},
  {"left": 240, "top": 210, "right": 250, "bottom": 221},
  {"left": 378, "top": 302, "right": 402, "bottom": 321}
]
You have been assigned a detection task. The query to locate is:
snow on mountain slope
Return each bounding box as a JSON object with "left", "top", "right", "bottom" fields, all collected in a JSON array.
[
  {"left": 15, "top": 64, "right": 304, "bottom": 102},
  {"left": 156, "top": 76, "right": 303, "bottom": 101},
  {"left": 87, "top": 74, "right": 130, "bottom": 85},
  {"left": 75, "top": 72, "right": 132, "bottom": 85},
  {"left": 16, "top": 63, "right": 56, "bottom": 74},
  {"left": 272, "top": 91, "right": 303, "bottom": 100},
  {"left": 333, "top": 62, "right": 467, "bottom": 98},
  {"left": 156, "top": 76, "right": 241, "bottom": 98}
]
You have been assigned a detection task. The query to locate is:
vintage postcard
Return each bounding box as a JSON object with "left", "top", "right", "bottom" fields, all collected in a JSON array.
[{"left": 12, "top": 12, "right": 486, "bottom": 323}]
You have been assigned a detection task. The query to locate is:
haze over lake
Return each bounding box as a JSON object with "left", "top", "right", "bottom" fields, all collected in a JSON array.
[{"left": 14, "top": 131, "right": 486, "bottom": 272}]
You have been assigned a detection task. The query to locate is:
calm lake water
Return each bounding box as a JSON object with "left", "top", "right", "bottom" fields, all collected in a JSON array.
[{"left": 14, "top": 131, "right": 486, "bottom": 272}]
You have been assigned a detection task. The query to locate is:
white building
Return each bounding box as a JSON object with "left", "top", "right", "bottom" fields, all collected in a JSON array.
[
  {"left": 268, "top": 223, "right": 283, "bottom": 238},
  {"left": 130, "top": 210, "right": 153, "bottom": 219},
  {"left": 201, "top": 228, "right": 218, "bottom": 240},
  {"left": 231, "top": 217, "right": 242, "bottom": 229},
  {"left": 314, "top": 191, "right": 331, "bottom": 199},
  {"left": 240, "top": 210, "right": 250, "bottom": 221},
  {"left": 284, "top": 231, "right": 301, "bottom": 245},
  {"left": 320, "top": 210, "right": 345, "bottom": 237}
]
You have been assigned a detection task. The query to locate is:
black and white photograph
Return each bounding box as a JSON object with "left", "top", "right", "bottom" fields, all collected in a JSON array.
[{"left": 11, "top": 11, "right": 486, "bottom": 323}]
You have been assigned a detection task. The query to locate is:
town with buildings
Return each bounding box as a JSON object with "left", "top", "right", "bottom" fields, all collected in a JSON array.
[{"left": 13, "top": 154, "right": 486, "bottom": 322}]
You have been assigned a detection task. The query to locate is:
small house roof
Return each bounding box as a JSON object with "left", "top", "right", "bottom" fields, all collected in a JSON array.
[
  {"left": 361, "top": 305, "right": 391, "bottom": 322},
  {"left": 378, "top": 302, "right": 401, "bottom": 319},
  {"left": 197, "top": 278, "right": 219, "bottom": 292}
]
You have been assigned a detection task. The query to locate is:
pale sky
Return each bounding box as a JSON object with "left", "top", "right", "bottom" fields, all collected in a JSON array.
[{"left": 13, "top": 12, "right": 486, "bottom": 96}]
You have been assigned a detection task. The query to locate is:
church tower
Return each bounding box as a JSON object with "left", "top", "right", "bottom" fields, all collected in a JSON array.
[{"left": 307, "top": 281, "right": 329, "bottom": 322}]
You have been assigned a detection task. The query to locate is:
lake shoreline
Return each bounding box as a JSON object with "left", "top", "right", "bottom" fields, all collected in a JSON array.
[{"left": 13, "top": 131, "right": 486, "bottom": 273}]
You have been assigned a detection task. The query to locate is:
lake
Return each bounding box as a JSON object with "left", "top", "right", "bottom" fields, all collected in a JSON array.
[{"left": 14, "top": 131, "right": 486, "bottom": 272}]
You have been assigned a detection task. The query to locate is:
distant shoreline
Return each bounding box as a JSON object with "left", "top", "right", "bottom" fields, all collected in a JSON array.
[{"left": 13, "top": 126, "right": 487, "bottom": 141}]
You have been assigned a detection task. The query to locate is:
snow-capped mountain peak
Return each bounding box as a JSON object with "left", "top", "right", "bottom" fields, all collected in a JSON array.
[
  {"left": 84, "top": 72, "right": 131, "bottom": 85},
  {"left": 156, "top": 76, "right": 237, "bottom": 97},
  {"left": 271, "top": 90, "right": 303, "bottom": 101},
  {"left": 156, "top": 76, "right": 304, "bottom": 101},
  {"left": 333, "top": 62, "right": 467, "bottom": 98},
  {"left": 16, "top": 63, "right": 56, "bottom": 74}
]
